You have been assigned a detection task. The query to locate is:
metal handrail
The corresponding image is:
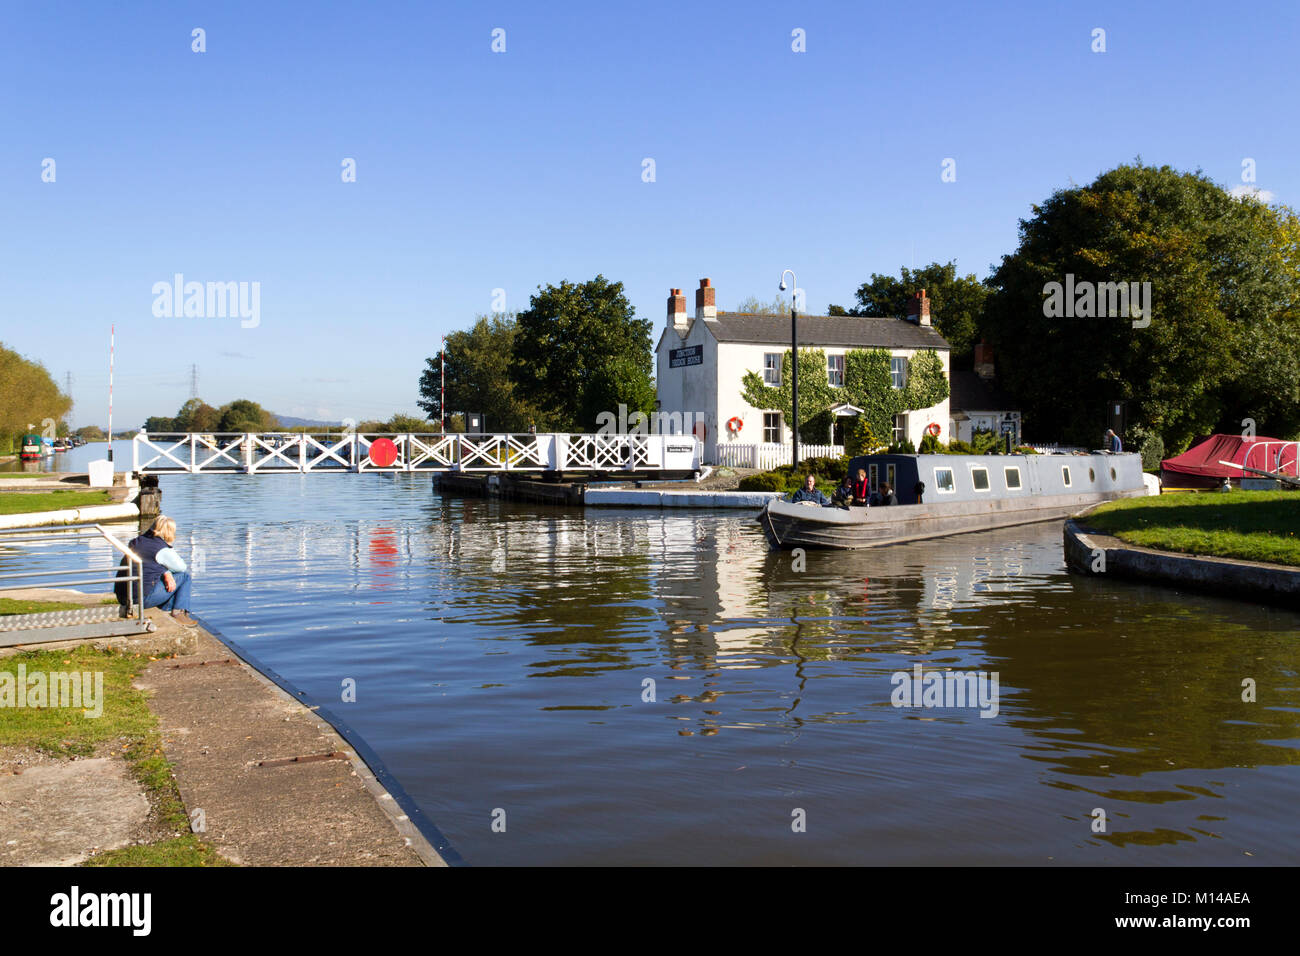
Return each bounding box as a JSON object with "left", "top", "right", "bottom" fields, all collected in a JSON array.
[{"left": 0, "top": 523, "right": 145, "bottom": 625}]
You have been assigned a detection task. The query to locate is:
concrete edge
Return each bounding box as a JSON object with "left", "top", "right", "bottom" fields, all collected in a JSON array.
[
  {"left": 1063, "top": 518, "right": 1300, "bottom": 608},
  {"left": 188, "top": 615, "right": 465, "bottom": 867},
  {"left": 0, "top": 502, "right": 140, "bottom": 530}
]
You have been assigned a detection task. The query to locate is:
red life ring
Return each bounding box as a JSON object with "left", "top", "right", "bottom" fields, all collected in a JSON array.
[
  {"left": 726, "top": 416, "right": 743, "bottom": 434},
  {"left": 925, "top": 423, "right": 941, "bottom": 438}
]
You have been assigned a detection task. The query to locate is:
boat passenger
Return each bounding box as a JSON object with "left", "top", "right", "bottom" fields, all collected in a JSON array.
[
  {"left": 831, "top": 477, "right": 853, "bottom": 508},
  {"left": 877, "top": 482, "right": 899, "bottom": 506},
  {"left": 849, "top": 468, "right": 871, "bottom": 507},
  {"left": 789, "top": 474, "right": 832, "bottom": 507},
  {"left": 1106, "top": 429, "right": 1123, "bottom": 453},
  {"left": 114, "top": 515, "right": 198, "bottom": 627}
]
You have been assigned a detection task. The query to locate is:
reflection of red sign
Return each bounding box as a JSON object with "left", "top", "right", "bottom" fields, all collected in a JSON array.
[{"left": 368, "top": 438, "right": 398, "bottom": 467}]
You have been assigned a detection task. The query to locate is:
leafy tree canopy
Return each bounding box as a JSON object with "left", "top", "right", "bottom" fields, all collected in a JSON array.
[
  {"left": 982, "top": 162, "right": 1300, "bottom": 450},
  {"left": 418, "top": 314, "right": 542, "bottom": 432},
  {"left": 0, "top": 343, "right": 70, "bottom": 449}
]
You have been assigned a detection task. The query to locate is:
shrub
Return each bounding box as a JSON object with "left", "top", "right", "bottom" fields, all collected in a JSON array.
[
  {"left": 1130, "top": 425, "right": 1166, "bottom": 471},
  {"left": 845, "top": 418, "right": 881, "bottom": 457},
  {"left": 918, "top": 433, "right": 943, "bottom": 454},
  {"left": 1013, "top": 445, "right": 1038, "bottom": 455},
  {"left": 886, "top": 438, "right": 916, "bottom": 454},
  {"left": 970, "top": 429, "right": 1003, "bottom": 455},
  {"left": 738, "top": 471, "right": 786, "bottom": 492},
  {"left": 945, "top": 438, "right": 974, "bottom": 454}
]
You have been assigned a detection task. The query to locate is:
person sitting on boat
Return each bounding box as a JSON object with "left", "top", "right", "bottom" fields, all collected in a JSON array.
[
  {"left": 1106, "top": 429, "right": 1122, "bottom": 453},
  {"left": 876, "top": 482, "right": 900, "bottom": 506},
  {"left": 114, "top": 515, "right": 198, "bottom": 628},
  {"left": 788, "top": 474, "right": 832, "bottom": 507},
  {"left": 849, "top": 468, "right": 871, "bottom": 507}
]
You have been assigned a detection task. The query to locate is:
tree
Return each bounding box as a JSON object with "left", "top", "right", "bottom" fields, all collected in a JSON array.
[
  {"left": 732, "top": 294, "right": 791, "bottom": 314},
  {"left": 0, "top": 343, "right": 71, "bottom": 452},
  {"left": 741, "top": 347, "right": 949, "bottom": 444},
  {"left": 418, "top": 314, "right": 541, "bottom": 431},
  {"left": 830, "top": 261, "right": 990, "bottom": 360},
  {"left": 216, "top": 399, "right": 275, "bottom": 432},
  {"left": 174, "top": 398, "right": 220, "bottom": 432},
  {"left": 982, "top": 162, "right": 1300, "bottom": 449},
  {"left": 75, "top": 425, "right": 106, "bottom": 441},
  {"left": 510, "top": 276, "right": 655, "bottom": 430}
]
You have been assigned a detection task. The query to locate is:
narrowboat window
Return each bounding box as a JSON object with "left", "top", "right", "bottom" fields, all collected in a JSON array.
[
  {"left": 934, "top": 467, "right": 956, "bottom": 493},
  {"left": 869, "top": 464, "right": 879, "bottom": 488},
  {"left": 1089, "top": 467, "right": 1096, "bottom": 482},
  {"left": 1110, "top": 467, "right": 1117, "bottom": 481},
  {"left": 1062, "top": 466, "right": 1072, "bottom": 487},
  {"left": 1004, "top": 466, "right": 1021, "bottom": 489},
  {"left": 886, "top": 464, "right": 897, "bottom": 488},
  {"left": 971, "top": 466, "right": 990, "bottom": 491}
]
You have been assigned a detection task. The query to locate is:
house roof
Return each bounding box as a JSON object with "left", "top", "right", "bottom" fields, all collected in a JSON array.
[
  {"left": 949, "top": 370, "right": 1017, "bottom": 413},
  {"left": 709, "top": 312, "right": 950, "bottom": 350}
]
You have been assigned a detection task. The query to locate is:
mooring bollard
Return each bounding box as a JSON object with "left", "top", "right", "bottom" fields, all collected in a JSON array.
[{"left": 138, "top": 474, "right": 162, "bottom": 517}]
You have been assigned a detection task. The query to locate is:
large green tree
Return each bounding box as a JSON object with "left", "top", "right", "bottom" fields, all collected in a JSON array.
[
  {"left": 741, "top": 348, "right": 949, "bottom": 443},
  {"left": 0, "top": 343, "right": 71, "bottom": 451},
  {"left": 216, "top": 398, "right": 276, "bottom": 432},
  {"left": 982, "top": 163, "right": 1300, "bottom": 450},
  {"left": 418, "top": 314, "right": 541, "bottom": 431},
  {"left": 510, "top": 276, "right": 655, "bottom": 430},
  {"left": 830, "top": 261, "right": 990, "bottom": 360}
]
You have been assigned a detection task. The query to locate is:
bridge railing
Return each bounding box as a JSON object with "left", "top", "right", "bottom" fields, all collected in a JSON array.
[{"left": 132, "top": 432, "right": 701, "bottom": 474}]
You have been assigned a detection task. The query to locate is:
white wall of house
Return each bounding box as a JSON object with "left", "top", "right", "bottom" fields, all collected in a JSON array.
[{"left": 658, "top": 323, "right": 952, "bottom": 462}]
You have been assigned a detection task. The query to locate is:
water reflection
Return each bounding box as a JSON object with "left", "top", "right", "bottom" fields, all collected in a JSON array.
[{"left": 4, "top": 473, "right": 1297, "bottom": 865}]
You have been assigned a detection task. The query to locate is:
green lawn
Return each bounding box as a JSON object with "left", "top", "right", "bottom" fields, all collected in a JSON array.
[
  {"left": 0, "top": 489, "right": 113, "bottom": 515},
  {"left": 0, "top": 645, "right": 234, "bottom": 866},
  {"left": 1085, "top": 490, "right": 1300, "bottom": 566},
  {"left": 0, "top": 596, "right": 118, "bottom": 616}
]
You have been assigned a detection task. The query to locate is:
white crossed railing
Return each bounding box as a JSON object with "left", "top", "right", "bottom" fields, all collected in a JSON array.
[{"left": 132, "top": 433, "right": 701, "bottom": 474}]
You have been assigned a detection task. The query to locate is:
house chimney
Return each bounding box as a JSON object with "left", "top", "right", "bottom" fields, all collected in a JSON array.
[
  {"left": 667, "top": 288, "right": 687, "bottom": 328},
  {"left": 907, "top": 289, "right": 931, "bottom": 327},
  {"left": 974, "top": 339, "right": 995, "bottom": 381},
  {"left": 695, "top": 278, "right": 717, "bottom": 322}
]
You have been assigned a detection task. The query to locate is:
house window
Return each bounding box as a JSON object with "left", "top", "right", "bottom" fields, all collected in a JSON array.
[
  {"left": 763, "top": 353, "right": 782, "bottom": 386},
  {"left": 1004, "top": 466, "right": 1022, "bottom": 489},
  {"left": 934, "top": 467, "right": 956, "bottom": 493},
  {"left": 1062, "top": 466, "right": 1072, "bottom": 488},
  {"left": 971, "top": 466, "right": 991, "bottom": 492},
  {"left": 890, "top": 356, "right": 907, "bottom": 389},
  {"left": 827, "top": 354, "right": 844, "bottom": 387},
  {"left": 763, "top": 412, "right": 782, "bottom": 444},
  {"left": 892, "top": 414, "right": 908, "bottom": 444}
]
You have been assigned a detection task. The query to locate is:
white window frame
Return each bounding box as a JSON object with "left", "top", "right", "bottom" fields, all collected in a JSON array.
[
  {"left": 869, "top": 463, "right": 878, "bottom": 489},
  {"left": 886, "top": 463, "right": 897, "bottom": 489},
  {"left": 892, "top": 413, "right": 907, "bottom": 445},
  {"left": 763, "top": 353, "right": 782, "bottom": 386},
  {"left": 827, "top": 353, "right": 844, "bottom": 387},
  {"left": 1062, "top": 466, "right": 1072, "bottom": 488},
  {"left": 763, "top": 412, "right": 782, "bottom": 444},
  {"left": 1004, "top": 466, "right": 1022, "bottom": 490},
  {"left": 970, "top": 465, "right": 991, "bottom": 492},
  {"left": 934, "top": 466, "right": 956, "bottom": 494},
  {"left": 890, "top": 356, "right": 907, "bottom": 389}
]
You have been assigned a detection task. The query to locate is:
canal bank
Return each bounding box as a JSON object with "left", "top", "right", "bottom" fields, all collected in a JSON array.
[
  {"left": 0, "top": 472, "right": 140, "bottom": 529},
  {"left": 0, "top": 589, "right": 455, "bottom": 866},
  {"left": 1064, "top": 518, "right": 1300, "bottom": 607}
]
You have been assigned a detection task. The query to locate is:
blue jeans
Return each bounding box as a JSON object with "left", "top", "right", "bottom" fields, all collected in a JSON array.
[{"left": 144, "top": 571, "right": 192, "bottom": 612}]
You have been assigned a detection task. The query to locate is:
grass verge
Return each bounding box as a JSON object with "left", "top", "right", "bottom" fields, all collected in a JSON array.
[
  {"left": 0, "top": 644, "right": 234, "bottom": 866},
  {"left": 0, "top": 489, "right": 113, "bottom": 515},
  {"left": 1085, "top": 490, "right": 1300, "bottom": 566}
]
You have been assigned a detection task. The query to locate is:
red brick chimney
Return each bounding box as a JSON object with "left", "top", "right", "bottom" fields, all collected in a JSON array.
[
  {"left": 906, "top": 289, "right": 931, "bottom": 327},
  {"left": 974, "top": 339, "right": 995, "bottom": 381},
  {"left": 667, "top": 288, "right": 687, "bottom": 328},
  {"left": 695, "top": 278, "right": 717, "bottom": 322}
]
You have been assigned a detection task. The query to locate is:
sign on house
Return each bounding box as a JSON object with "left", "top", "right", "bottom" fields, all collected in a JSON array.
[{"left": 669, "top": 345, "right": 703, "bottom": 368}]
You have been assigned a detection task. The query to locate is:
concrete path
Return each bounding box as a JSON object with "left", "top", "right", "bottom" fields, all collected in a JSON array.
[{"left": 136, "top": 629, "right": 443, "bottom": 866}]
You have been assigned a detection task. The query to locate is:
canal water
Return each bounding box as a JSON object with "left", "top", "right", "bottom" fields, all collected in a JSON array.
[{"left": 8, "top": 443, "right": 1300, "bottom": 864}]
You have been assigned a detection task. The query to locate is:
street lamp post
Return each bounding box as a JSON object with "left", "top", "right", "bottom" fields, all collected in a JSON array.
[{"left": 780, "top": 270, "right": 799, "bottom": 469}]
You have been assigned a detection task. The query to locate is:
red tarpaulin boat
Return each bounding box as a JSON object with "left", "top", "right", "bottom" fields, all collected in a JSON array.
[{"left": 1160, "top": 434, "right": 1299, "bottom": 489}]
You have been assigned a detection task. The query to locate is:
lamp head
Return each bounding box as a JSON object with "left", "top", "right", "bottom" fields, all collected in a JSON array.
[{"left": 778, "top": 280, "right": 787, "bottom": 291}]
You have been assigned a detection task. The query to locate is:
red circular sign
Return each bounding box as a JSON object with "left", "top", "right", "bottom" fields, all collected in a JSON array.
[{"left": 368, "top": 438, "right": 399, "bottom": 467}]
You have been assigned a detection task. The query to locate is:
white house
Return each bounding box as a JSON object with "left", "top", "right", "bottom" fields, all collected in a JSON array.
[
  {"left": 655, "top": 278, "right": 951, "bottom": 464},
  {"left": 947, "top": 342, "right": 1021, "bottom": 445}
]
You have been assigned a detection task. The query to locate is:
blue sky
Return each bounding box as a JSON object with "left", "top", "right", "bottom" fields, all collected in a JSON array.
[{"left": 3, "top": 0, "right": 1297, "bottom": 427}]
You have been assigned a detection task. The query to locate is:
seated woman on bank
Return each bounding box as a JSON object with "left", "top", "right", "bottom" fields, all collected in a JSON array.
[
  {"left": 114, "top": 515, "right": 198, "bottom": 627},
  {"left": 788, "top": 474, "right": 832, "bottom": 506}
]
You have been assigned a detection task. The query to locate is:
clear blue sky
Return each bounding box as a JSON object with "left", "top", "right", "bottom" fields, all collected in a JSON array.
[{"left": 3, "top": 0, "right": 1297, "bottom": 428}]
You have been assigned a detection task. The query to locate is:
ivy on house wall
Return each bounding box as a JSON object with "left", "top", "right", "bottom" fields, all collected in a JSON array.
[{"left": 740, "top": 347, "right": 950, "bottom": 443}]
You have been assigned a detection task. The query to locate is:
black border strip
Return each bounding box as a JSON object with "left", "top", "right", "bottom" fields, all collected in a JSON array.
[{"left": 192, "top": 614, "right": 468, "bottom": 867}]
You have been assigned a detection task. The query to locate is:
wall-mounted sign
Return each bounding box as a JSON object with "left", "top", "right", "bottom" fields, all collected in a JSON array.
[{"left": 669, "top": 345, "right": 703, "bottom": 368}]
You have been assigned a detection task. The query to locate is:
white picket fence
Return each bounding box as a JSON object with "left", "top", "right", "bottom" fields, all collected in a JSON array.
[{"left": 715, "top": 442, "right": 845, "bottom": 469}]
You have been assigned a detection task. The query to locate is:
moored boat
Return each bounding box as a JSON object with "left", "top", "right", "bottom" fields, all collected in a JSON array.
[
  {"left": 759, "top": 452, "right": 1150, "bottom": 550},
  {"left": 18, "top": 433, "right": 44, "bottom": 461}
]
